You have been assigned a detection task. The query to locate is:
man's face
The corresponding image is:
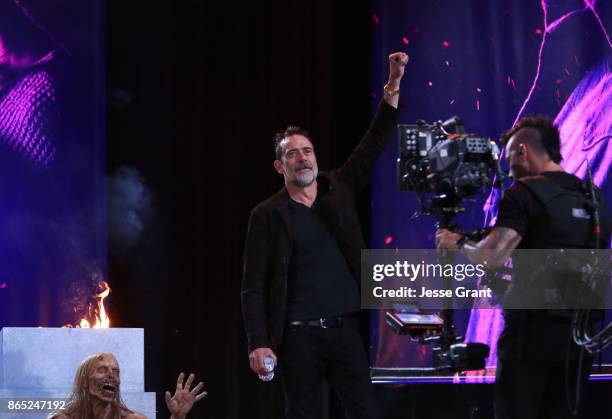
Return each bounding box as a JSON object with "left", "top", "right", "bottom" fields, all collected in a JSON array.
[
  {"left": 275, "top": 134, "right": 318, "bottom": 187},
  {"left": 87, "top": 354, "right": 121, "bottom": 402},
  {"left": 505, "top": 131, "right": 530, "bottom": 179}
]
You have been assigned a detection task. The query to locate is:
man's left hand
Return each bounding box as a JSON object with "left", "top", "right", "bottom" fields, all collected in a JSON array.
[
  {"left": 435, "top": 228, "right": 463, "bottom": 251},
  {"left": 165, "top": 373, "right": 207, "bottom": 419}
]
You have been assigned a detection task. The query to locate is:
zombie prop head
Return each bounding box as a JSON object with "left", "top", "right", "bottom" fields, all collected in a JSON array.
[
  {"left": 83, "top": 353, "right": 121, "bottom": 402},
  {"left": 50, "top": 352, "right": 131, "bottom": 419}
]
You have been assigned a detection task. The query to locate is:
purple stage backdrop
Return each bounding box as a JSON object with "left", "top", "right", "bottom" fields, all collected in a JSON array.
[
  {"left": 370, "top": 0, "right": 611, "bottom": 378},
  {"left": 0, "top": 1, "right": 105, "bottom": 327}
]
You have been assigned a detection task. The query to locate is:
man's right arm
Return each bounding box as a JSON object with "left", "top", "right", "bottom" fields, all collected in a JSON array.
[{"left": 241, "top": 207, "right": 277, "bottom": 374}]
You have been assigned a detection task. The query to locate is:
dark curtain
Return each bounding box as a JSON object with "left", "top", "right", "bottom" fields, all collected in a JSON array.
[{"left": 107, "top": 2, "right": 373, "bottom": 418}]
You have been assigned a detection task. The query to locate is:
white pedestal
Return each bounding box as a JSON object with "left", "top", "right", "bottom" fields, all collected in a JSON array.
[{"left": 0, "top": 328, "right": 156, "bottom": 418}]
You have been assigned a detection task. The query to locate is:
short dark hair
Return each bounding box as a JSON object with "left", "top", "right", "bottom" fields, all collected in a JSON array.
[
  {"left": 272, "top": 126, "right": 312, "bottom": 160},
  {"left": 500, "top": 115, "right": 562, "bottom": 163}
]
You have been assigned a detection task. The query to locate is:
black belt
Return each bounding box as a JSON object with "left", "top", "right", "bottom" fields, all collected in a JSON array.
[{"left": 289, "top": 314, "right": 359, "bottom": 328}]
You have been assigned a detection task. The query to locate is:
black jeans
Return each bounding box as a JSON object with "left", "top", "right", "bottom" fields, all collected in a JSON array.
[
  {"left": 278, "top": 324, "right": 377, "bottom": 419},
  {"left": 495, "top": 358, "right": 592, "bottom": 419}
]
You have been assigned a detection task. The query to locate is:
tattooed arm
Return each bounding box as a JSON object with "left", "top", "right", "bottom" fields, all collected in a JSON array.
[{"left": 435, "top": 227, "right": 522, "bottom": 268}]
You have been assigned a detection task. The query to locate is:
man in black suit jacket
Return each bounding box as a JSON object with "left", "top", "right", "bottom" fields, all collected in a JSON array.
[{"left": 242, "top": 52, "right": 408, "bottom": 419}]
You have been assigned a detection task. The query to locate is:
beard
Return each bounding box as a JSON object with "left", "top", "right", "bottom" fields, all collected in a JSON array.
[{"left": 291, "top": 163, "right": 318, "bottom": 187}]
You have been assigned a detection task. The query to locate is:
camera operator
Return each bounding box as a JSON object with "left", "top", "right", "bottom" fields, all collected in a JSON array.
[{"left": 436, "top": 116, "right": 611, "bottom": 419}]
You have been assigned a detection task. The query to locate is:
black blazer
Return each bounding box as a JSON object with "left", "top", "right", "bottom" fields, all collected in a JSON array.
[{"left": 241, "top": 100, "right": 401, "bottom": 353}]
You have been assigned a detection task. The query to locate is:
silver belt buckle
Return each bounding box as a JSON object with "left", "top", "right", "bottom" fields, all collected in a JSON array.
[{"left": 319, "top": 318, "right": 328, "bottom": 328}]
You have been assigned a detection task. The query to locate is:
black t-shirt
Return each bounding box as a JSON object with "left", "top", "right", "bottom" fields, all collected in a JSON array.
[{"left": 286, "top": 197, "right": 360, "bottom": 321}]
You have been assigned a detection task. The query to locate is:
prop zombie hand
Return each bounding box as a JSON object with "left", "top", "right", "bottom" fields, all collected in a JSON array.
[{"left": 165, "top": 373, "right": 207, "bottom": 419}]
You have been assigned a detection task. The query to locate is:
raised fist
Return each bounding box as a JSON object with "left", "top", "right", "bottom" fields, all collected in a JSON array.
[{"left": 388, "top": 52, "right": 409, "bottom": 81}]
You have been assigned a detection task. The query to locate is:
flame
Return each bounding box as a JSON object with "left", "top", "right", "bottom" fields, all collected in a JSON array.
[
  {"left": 88, "top": 281, "right": 111, "bottom": 328},
  {"left": 63, "top": 281, "right": 112, "bottom": 328}
]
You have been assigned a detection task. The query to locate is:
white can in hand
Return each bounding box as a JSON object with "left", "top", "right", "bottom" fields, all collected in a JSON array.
[{"left": 258, "top": 356, "right": 275, "bottom": 381}]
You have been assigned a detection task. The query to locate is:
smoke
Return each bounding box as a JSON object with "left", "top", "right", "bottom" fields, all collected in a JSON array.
[
  {"left": 61, "top": 260, "right": 106, "bottom": 321},
  {"left": 107, "top": 166, "right": 155, "bottom": 252}
]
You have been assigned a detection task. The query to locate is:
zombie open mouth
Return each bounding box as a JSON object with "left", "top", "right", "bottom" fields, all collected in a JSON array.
[{"left": 100, "top": 383, "right": 117, "bottom": 395}]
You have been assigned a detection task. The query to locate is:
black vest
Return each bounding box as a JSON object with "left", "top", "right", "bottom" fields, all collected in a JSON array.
[
  {"left": 498, "top": 175, "right": 606, "bottom": 361},
  {"left": 507, "top": 175, "right": 604, "bottom": 309},
  {"left": 517, "top": 175, "right": 603, "bottom": 249}
]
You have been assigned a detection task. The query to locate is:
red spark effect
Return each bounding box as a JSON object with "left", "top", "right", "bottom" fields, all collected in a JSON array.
[
  {"left": 444, "top": 60, "right": 450, "bottom": 66},
  {"left": 372, "top": 14, "right": 380, "bottom": 25},
  {"left": 555, "top": 79, "right": 562, "bottom": 84},
  {"left": 442, "top": 40, "right": 450, "bottom": 47},
  {"left": 574, "top": 54, "right": 581, "bottom": 67},
  {"left": 0, "top": 283, "right": 6, "bottom": 289},
  {"left": 564, "top": 68, "right": 570, "bottom": 76},
  {"left": 476, "top": 100, "right": 480, "bottom": 111},
  {"left": 534, "top": 28, "right": 543, "bottom": 35},
  {"left": 385, "top": 236, "right": 393, "bottom": 245},
  {"left": 476, "top": 87, "right": 482, "bottom": 93},
  {"left": 402, "top": 37, "right": 410, "bottom": 45},
  {"left": 507, "top": 75, "right": 516, "bottom": 90},
  {"left": 449, "top": 99, "right": 456, "bottom": 105},
  {"left": 428, "top": 81, "right": 433, "bottom": 87}
]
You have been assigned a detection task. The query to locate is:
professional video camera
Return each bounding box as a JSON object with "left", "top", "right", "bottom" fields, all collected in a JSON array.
[
  {"left": 397, "top": 116, "right": 504, "bottom": 220},
  {"left": 386, "top": 116, "right": 503, "bottom": 373},
  {"left": 386, "top": 304, "right": 490, "bottom": 373}
]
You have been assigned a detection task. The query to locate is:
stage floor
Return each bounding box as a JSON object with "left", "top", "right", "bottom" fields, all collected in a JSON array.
[
  {"left": 372, "top": 378, "right": 612, "bottom": 419},
  {"left": 372, "top": 364, "right": 612, "bottom": 384}
]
